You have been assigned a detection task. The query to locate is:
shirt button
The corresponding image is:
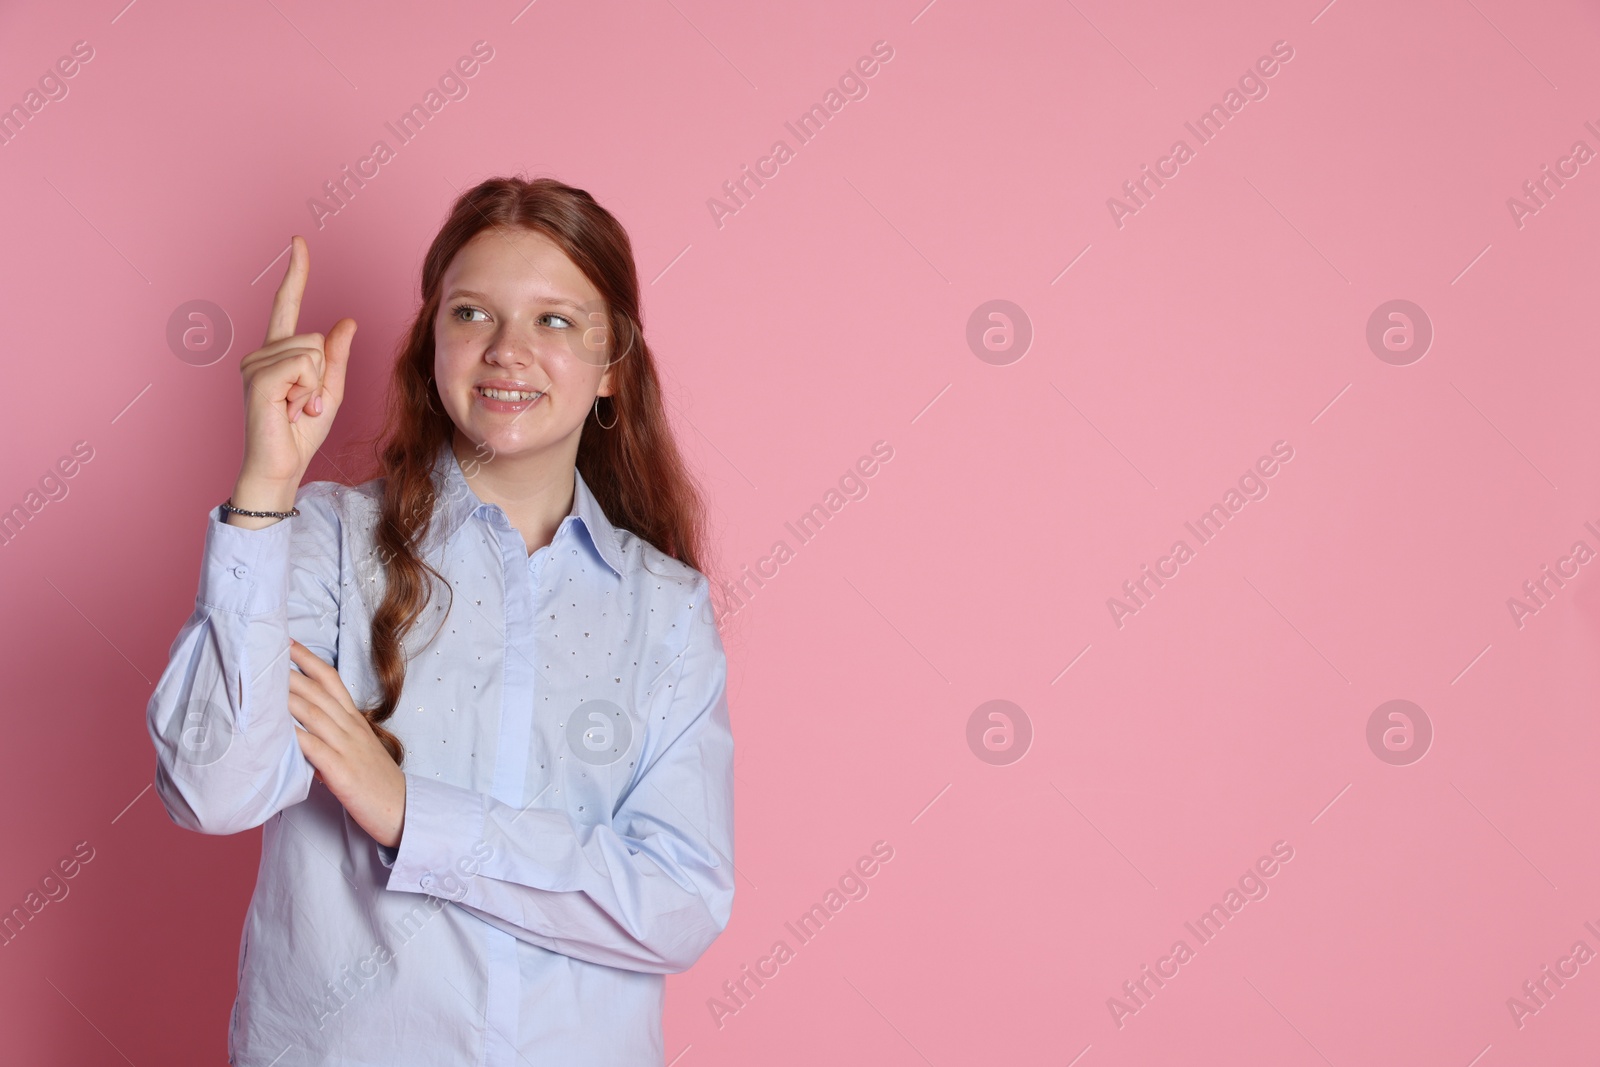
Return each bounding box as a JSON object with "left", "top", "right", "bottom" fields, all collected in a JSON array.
[
  {"left": 420, "top": 874, "right": 435, "bottom": 889},
  {"left": 232, "top": 565, "right": 249, "bottom": 579}
]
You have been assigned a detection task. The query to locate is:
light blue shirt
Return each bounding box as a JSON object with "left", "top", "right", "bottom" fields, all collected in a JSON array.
[{"left": 146, "top": 439, "right": 735, "bottom": 1066}]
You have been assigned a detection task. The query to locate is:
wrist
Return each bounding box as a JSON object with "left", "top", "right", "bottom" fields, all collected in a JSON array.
[{"left": 225, "top": 477, "right": 299, "bottom": 528}]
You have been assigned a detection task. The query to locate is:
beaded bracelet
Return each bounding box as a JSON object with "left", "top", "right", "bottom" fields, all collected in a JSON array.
[{"left": 220, "top": 500, "right": 300, "bottom": 518}]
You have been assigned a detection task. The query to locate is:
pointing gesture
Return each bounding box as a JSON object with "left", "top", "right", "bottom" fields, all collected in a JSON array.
[{"left": 229, "top": 236, "right": 357, "bottom": 520}]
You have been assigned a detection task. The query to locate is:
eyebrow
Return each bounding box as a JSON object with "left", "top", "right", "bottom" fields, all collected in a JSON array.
[{"left": 444, "top": 287, "right": 587, "bottom": 312}]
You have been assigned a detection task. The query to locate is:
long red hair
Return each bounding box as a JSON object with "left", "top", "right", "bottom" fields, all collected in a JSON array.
[{"left": 341, "top": 176, "right": 714, "bottom": 767}]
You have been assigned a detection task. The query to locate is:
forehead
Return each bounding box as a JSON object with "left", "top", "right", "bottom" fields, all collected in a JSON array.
[{"left": 442, "top": 226, "right": 602, "bottom": 307}]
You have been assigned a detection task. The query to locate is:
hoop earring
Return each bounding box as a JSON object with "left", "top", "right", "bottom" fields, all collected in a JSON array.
[{"left": 593, "top": 394, "right": 618, "bottom": 429}]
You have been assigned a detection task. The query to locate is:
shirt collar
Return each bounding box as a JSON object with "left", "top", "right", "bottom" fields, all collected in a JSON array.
[{"left": 429, "top": 439, "right": 626, "bottom": 578}]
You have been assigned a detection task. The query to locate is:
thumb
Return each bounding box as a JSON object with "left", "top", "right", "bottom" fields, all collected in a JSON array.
[{"left": 321, "top": 317, "right": 357, "bottom": 405}]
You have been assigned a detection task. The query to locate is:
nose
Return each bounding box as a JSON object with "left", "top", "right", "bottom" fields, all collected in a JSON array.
[{"left": 484, "top": 322, "right": 537, "bottom": 369}]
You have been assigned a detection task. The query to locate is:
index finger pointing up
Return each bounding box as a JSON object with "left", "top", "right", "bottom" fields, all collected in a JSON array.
[{"left": 265, "top": 235, "right": 309, "bottom": 345}]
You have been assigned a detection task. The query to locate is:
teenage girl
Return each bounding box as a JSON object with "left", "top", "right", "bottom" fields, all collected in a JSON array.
[{"left": 146, "top": 176, "right": 735, "bottom": 1066}]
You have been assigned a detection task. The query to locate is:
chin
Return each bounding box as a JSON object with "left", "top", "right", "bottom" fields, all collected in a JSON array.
[{"left": 473, "top": 431, "right": 555, "bottom": 460}]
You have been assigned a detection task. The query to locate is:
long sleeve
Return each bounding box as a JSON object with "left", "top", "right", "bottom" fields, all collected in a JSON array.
[
  {"left": 145, "top": 482, "right": 342, "bottom": 835},
  {"left": 375, "top": 575, "right": 736, "bottom": 975}
]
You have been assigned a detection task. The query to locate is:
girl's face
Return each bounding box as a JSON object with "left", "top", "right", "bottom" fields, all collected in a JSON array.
[{"left": 433, "top": 226, "right": 615, "bottom": 463}]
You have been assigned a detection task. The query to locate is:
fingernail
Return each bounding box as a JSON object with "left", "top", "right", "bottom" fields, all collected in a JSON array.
[
  {"left": 291, "top": 408, "right": 300, "bottom": 423},
  {"left": 311, "top": 394, "right": 323, "bottom": 415}
]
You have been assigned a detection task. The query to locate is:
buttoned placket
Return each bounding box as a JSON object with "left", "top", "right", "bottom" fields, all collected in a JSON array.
[{"left": 475, "top": 503, "right": 562, "bottom": 1065}]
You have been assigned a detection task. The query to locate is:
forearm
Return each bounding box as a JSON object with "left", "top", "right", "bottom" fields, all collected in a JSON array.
[
  {"left": 147, "top": 489, "right": 338, "bottom": 834},
  {"left": 378, "top": 770, "right": 734, "bottom": 974}
]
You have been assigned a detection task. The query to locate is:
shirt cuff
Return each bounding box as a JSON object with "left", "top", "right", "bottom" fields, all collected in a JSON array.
[
  {"left": 382, "top": 773, "right": 488, "bottom": 899},
  {"left": 196, "top": 505, "right": 293, "bottom": 616}
]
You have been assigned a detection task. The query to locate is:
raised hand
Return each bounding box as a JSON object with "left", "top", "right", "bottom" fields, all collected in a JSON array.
[{"left": 228, "top": 236, "right": 357, "bottom": 519}]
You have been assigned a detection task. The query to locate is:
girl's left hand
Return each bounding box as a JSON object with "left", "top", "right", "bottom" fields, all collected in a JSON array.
[{"left": 287, "top": 639, "right": 407, "bottom": 849}]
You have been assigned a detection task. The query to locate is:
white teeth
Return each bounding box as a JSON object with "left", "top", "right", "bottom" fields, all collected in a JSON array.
[{"left": 480, "top": 387, "right": 542, "bottom": 401}]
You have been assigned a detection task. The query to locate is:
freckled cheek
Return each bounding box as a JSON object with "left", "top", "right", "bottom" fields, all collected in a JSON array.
[
  {"left": 542, "top": 339, "right": 606, "bottom": 381},
  {"left": 434, "top": 339, "right": 481, "bottom": 394},
  {"left": 567, "top": 327, "right": 611, "bottom": 367}
]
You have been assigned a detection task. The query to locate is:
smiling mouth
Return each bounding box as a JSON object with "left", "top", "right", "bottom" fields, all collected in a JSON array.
[{"left": 477, "top": 386, "right": 545, "bottom": 402}]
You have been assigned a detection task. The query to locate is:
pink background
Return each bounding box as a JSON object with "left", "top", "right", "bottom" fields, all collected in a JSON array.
[{"left": 3, "top": 0, "right": 1599, "bottom": 1063}]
